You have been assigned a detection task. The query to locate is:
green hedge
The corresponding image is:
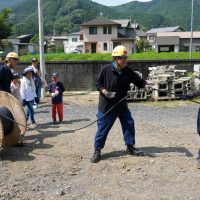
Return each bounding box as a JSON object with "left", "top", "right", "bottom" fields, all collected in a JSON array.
[{"left": 19, "top": 52, "right": 200, "bottom": 62}]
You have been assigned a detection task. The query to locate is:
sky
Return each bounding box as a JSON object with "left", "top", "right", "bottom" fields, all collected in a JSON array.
[{"left": 92, "top": 0, "right": 152, "bottom": 6}]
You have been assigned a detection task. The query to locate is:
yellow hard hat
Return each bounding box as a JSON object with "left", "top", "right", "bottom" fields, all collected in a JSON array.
[
  {"left": 5, "top": 52, "right": 19, "bottom": 60},
  {"left": 112, "top": 45, "right": 128, "bottom": 57}
]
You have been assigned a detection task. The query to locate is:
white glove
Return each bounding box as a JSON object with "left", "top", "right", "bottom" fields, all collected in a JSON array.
[
  {"left": 51, "top": 93, "right": 56, "bottom": 97},
  {"left": 55, "top": 91, "right": 59, "bottom": 96}
]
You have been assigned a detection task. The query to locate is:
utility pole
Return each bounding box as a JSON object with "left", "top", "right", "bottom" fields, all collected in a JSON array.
[
  {"left": 134, "top": 20, "right": 137, "bottom": 54},
  {"left": 189, "top": 0, "right": 194, "bottom": 59},
  {"left": 38, "top": 0, "right": 46, "bottom": 98}
]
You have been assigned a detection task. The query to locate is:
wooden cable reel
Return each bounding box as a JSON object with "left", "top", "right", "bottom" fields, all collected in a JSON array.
[{"left": 0, "top": 91, "right": 26, "bottom": 148}]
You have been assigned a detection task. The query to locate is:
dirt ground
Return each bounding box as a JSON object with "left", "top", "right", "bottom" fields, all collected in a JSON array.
[{"left": 0, "top": 93, "right": 200, "bottom": 200}]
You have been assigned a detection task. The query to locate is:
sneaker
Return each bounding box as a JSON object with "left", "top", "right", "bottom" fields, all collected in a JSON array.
[
  {"left": 30, "top": 123, "right": 37, "bottom": 129},
  {"left": 91, "top": 150, "right": 101, "bottom": 163},
  {"left": 53, "top": 120, "right": 57, "bottom": 125},
  {"left": 126, "top": 145, "right": 145, "bottom": 156},
  {"left": 59, "top": 120, "right": 63, "bottom": 124},
  {"left": 33, "top": 105, "right": 37, "bottom": 109}
]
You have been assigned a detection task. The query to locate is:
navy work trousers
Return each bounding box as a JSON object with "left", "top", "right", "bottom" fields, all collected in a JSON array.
[{"left": 94, "top": 109, "right": 135, "bottom": 150}]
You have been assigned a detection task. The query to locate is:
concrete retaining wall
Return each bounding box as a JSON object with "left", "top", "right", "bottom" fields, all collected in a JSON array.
[{"left": 2, "top": 59, "right": 200, "bottom": 91}]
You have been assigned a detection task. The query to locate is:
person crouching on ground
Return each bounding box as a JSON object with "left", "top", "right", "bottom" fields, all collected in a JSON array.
[
  {"left": 20, "top": 67, "right": 37, "bottom": 128},
  {"left": 91, "top": 45, "right": 150, "bottom": 163},
  {"left": 11, "top": 73, "right": 22, "bottom": 103},
  {"left": 49, "top": 73, "right": 65, "bottom": 124}
]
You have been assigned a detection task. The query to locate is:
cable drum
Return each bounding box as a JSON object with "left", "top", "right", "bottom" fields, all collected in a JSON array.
[{"left": 0, "top": 106, "right": 15, "bottom": 135}]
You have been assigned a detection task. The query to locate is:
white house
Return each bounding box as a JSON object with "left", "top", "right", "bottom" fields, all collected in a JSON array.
[{"left": 49, "top": 32, "right": 83, "bottom": 53}]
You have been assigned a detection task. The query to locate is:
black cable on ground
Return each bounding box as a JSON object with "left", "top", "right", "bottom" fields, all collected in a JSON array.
[
  {"left": 0, "top": 93, "right": 133, "bottom": 132},
  {"left": 1, "top": 88, "right": 199, "bottom": 134}
]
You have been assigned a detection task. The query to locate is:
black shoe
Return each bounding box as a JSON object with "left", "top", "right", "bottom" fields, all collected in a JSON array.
[
  {"left": 53, "top": 120, "right": 57, "bottom": 124},
  {"left": 59, "top": 120, "right": 63, "bottom": 124},
  {"left": 91, "top": 150, "right": 101, "bottom": 163},
  {"left": 126, "top": 145, "right": 145, "bottom": 156}
]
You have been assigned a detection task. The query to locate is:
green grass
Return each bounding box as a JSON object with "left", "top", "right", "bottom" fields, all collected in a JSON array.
[{"left": 19, "top": 52, "right": 200, "bottom": 62}]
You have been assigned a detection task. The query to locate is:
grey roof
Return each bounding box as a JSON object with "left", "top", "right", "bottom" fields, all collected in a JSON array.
[
  {"left": 147, "top": 26, "right": 183, "bottom": 34},
  {"left": 136, "top": 30, "right": 147, "bottom": 37},
  {"left": 17, "top": 34, "right": 32, "bottom": 39},
  {"left": 129, "top": 23, "right": 139, "bottom": 29},
  {"left": 69, "top": 32, "right": 82, "bottom": 35},
  {"left": 112, "top": 19, "right": 139, "bottom": 28},
  {"left": 112, "top": 19, "right": 130, "bottom": 27},
  {"left": 82, "top": 18, "right": 120, "bottom": 26}
]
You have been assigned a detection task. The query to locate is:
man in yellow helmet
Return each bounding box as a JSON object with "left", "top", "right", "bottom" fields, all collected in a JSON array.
[
  {"left": 91, "top": 45, "right": 148, "bottom": 163},
  {"left": 0, "top": 52, "right": 19, "bottom": 93}
]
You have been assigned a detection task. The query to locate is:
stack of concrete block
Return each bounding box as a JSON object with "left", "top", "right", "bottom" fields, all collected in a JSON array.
[
  {"left": 148, "top": 65, "right": 192, "bottom": 100},
  {"left": 127, "top": 66, "right": 192, "bottom": 101},
  {"left": 192, "top": 64, "right": 200, "bottom": 92},
  {"left": 127, "top": 83, "right": 147, "bottom": 100},
  {"left": 127, "top": 71, "right": 147, "bottom": 101}
]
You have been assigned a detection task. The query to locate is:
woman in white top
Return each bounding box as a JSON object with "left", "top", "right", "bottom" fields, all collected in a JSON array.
[{"left": 20, "top": 67, "right": 37, "bottom": 126}]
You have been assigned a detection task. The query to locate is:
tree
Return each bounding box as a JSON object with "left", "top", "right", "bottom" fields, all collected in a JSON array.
[
  {"left": 0, "top": 8, "right": 13, "bottom": 40},
  {"left": 30, "top": 34, "right": 39, "bottom": 44},
  {"left": 137, "top": 39, "right": 151, "bottom": 53}
]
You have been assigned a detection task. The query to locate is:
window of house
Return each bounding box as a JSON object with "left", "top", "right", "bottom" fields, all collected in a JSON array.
[
  {"left": 108, "top": 26, "right": 112, "bottom": 34},
  {"left": 159, "top": 46, "right": 170, "bottom": 52},
  {"left": 103, "top": 26, "right": 107, "bottom": 34},
  {"left": 196, "top": 46, "right": 200, "bottom": 52},
  {"left": 149, "top": 35, "right": 155, "bottom": 41},
  {"left": 89, "top": 27, "right": 97, "bottom": 35},
  {"left": 72, "top": 38, "right": 78, "bottom": 42},
  {"left": 104, "top": 43, "right": 108, "bottom": 50},
  {"left": 180, "top": 46, "right": 189, "bottom": 52}
]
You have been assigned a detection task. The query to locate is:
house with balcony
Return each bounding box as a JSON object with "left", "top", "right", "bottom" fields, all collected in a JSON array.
[{"left": 82, "top": 18, "right": 138, "bottom": 54}]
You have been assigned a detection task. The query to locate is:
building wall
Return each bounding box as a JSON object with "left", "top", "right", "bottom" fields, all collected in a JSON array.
[
  {"left": 180, "top": 38, "right": 200, "bottom": 52},
  {"left": 8, "top": 59, "right": 200, "bottom": 91},
  {"left": 120, "top": 41, "right": 133, "bottom": 54},
  {"left": 54, "top": 40, "right": 65, "bottom": 47},
  {"left": 83, "top": 25, "right": 118, "bottom": 43}
]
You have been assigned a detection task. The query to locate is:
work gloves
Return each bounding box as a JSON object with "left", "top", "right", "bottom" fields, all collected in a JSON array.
[{"left": 103, "top": 91, "right": 116, "bottom": 99}]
